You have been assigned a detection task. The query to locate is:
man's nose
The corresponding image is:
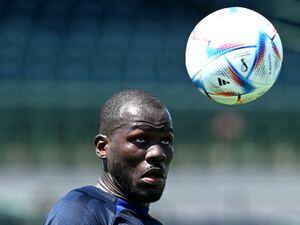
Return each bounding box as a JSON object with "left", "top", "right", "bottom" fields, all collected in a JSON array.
[{"left": 145, "top": 144, "right": 167, "bottom": 164}]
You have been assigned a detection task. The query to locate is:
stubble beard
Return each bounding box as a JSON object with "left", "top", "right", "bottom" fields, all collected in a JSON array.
[{"left": 111, "top": 161, "right": 165, "bottom": 204}]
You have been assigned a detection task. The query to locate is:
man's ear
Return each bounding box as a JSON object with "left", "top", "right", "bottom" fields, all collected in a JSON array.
[{"left": 94, "top": 134, "right": 109, "bottom": 159}]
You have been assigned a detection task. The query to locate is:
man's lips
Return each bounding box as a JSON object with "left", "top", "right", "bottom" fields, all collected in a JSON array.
[{"left": 141, "top": 168, "right": 165, "bottom": 185}]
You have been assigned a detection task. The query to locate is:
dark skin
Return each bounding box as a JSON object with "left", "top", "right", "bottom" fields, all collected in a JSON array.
[{"left": 94, "top": 104, "right": 174, "bottom": 207}]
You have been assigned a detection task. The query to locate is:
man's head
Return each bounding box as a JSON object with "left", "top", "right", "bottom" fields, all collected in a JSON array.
[{"left": 94, "top": 89, "right": 174, "bottom": 205}]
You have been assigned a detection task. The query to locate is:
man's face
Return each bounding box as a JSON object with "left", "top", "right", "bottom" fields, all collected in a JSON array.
[{"left": 106, "top": 105, "right": 174, "bottom": 204}]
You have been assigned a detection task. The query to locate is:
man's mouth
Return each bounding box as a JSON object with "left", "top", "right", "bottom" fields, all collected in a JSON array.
[{"left": 141, "top": 168, "right": 165, "bottom": 185}]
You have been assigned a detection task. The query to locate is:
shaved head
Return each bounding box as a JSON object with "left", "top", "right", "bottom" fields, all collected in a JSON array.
[{"left": 99, "top": 89, "right": 172, "bottom": 136}]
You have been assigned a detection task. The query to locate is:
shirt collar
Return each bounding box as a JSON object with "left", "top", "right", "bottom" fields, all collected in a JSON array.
[{"left": 116, "top": 197, "right": 149, "bottom": 215}]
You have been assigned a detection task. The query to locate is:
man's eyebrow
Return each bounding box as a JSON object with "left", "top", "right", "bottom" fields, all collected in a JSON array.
[{"left": 130, "top": 123, "right": 174, "bottom": 133}]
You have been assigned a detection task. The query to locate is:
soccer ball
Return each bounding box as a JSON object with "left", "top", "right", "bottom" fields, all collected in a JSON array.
[{"left": 185, "top": 7, "right": 283, "bottom": 105}]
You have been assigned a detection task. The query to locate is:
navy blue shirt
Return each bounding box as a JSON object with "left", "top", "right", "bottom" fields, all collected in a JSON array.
[{"left": 43, "top": 186, "right": 162, "bottom": 225}]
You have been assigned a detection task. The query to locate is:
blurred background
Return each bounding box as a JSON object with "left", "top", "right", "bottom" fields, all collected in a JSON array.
[{"left": 0, "top": 0, "right": 300, "bottom": 224}]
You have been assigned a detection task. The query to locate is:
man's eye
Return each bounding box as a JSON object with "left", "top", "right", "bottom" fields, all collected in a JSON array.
[
  {"left": 160, "top": 139, "right": 171, "bottom": 145},
  {"left": 135, "top": 137, "right": 146, "bottom": 143}
]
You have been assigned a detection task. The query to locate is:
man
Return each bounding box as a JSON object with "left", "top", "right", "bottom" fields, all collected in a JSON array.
[{"left": 43, "top": 89, "right": 174, "bottom": 225}]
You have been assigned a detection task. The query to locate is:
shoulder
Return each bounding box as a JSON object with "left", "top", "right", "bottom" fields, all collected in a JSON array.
[{"left": 43, "top": 186, "right": 117, "bottom": 225}]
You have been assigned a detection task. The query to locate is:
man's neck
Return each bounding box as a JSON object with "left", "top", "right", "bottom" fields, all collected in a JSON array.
[{"left": 96, "top": 172, "right": 149, "bottom": 207}]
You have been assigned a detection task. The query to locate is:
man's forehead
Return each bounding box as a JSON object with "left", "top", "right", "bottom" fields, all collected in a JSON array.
[
  {"left": 119, "top": 104, "right": 172, "bottom": 124},
  {"left": 107, "top": 104, "right": 173, "bottom": 134}
]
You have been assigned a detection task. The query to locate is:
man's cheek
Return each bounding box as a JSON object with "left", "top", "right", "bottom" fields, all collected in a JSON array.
[{"left": 122, "top": 151, "right": 145, "bottom": 167}]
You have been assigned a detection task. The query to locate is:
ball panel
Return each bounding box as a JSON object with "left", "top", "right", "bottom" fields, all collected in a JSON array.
[
  {"left": 271, "top": 34, "right": 283, "bottom": 80},
  {"left": 240, "top": 88, "right": 269, "bottom": 104},
  {"left": 199, "top": 56, "right": 246, "bottom": 96},
  {"left": 248, "top": 31, "right": 283, "bottom": 87},
  {"left": 225, "top": 47, "right": 257, "bottom": 79},
  {"left": 209, "top": 93, "right": 239, "bottom": 105},
  {"left": 185, "top": 30, "right": 209, "bottom": 78}
]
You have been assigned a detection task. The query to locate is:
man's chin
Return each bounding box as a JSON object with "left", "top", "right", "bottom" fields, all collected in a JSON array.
[
  {"left": 131, "top": 191, "right": 163, "bottom": 204},
  {"left": 130, "top": 185, "right": 165, "bottom": 204},
  {"left": 112, "top": 170, "right": 165, "bottom": 204}
]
